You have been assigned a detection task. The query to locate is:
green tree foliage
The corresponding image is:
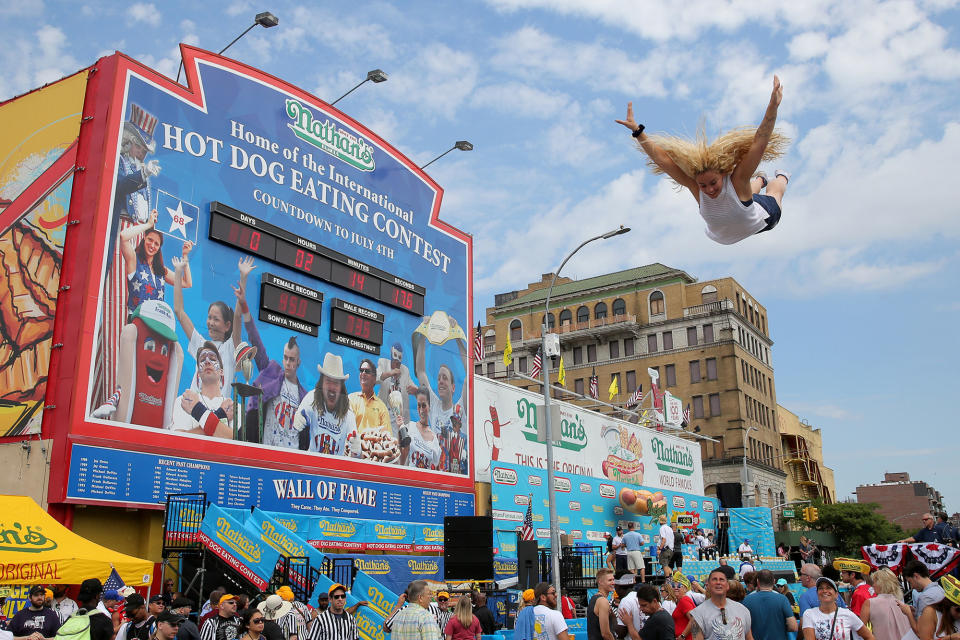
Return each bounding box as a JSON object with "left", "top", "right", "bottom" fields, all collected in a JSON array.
[{"left": 791, "top": 500, "right": 906, "bottom": 556}]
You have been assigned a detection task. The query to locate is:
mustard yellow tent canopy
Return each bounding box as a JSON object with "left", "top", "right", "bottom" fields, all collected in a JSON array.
[{"left": 0, "top": 495, "right": 153, "bottom": 585}]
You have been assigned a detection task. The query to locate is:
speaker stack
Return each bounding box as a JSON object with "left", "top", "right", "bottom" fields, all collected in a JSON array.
[{"left": 443, "top": 516, "right": 494, "bottom": 580}]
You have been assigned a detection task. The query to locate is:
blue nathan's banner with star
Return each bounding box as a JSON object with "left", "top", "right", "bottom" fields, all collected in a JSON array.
[{"left": 62, "top": 47, "right": 475, "bottom": 510}]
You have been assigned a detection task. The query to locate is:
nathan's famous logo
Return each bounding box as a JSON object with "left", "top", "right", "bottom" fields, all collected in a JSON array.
[
  {"left": 358, "top": 582, "right": 393, "bottom": 613},
  {"left": 285, "top": 99, "right": 375, "bottom": 172},
  {"left": 516, "top": 397, "right": 588, "bottom": 451},
  {"left": 318, "top": 520, "right": 357, "bottom": 538},
  {"left": 355, "top": 608, "right": 385, "bottom": 640},
  {"left": 215, "top": 518, "right": 261, "bottom": 563},
  {"left": 493, "top": 468, "right": 517, "bottom": 485},
  {"left": 356, "top": 558, "right": 391, "bottom": 574},
  {"left": 651, "top": 438, "right": 695, "bottom": 476},
  {"left": 260, "top": 521, "right": 307, "bottom": 557},
  {"left": 273, "top": 516, "right": 299, "bottom": 532},
  {"left": 0, "top": 522, "right": 57, "bottom": 553},
  {"left": 374, "top": 523, "right": 408, "bottom": 540},
  {"left": 175, "top": 507, "right": 203, "bottom": 529},
  {"left": 407, "top": 559, "right": 439, "bottom": 573},
  {"left": 495, "top": 559, "right": 517, "bottom": 573},
  {"left": 420, "top": 526, "right": 443, "bottom": 542}
]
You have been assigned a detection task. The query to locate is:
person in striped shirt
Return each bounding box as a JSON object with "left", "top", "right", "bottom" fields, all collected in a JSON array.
[
  {"left": 199, "top": 595, "right": 241, "bottom": 640},
  {"left": 307, "top": 585, "right": 357, "bottom": 640}
]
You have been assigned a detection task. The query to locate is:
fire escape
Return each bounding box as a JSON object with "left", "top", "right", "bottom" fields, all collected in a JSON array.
[{"left": 782, "top": 434, "right": 832, "bottom": 503}]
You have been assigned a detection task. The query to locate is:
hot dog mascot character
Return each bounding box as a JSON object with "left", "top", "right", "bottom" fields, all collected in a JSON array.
[{"left": 114, "top": 300, "right": 184, "bottom": 427}]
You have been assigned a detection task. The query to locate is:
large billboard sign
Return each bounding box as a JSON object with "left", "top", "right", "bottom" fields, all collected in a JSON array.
[
  {"left": 474, "top": 377, "right": 705, "bottom": 495},
  {"left": 46, "top": 47, "right": 474, "bottom": 503}
]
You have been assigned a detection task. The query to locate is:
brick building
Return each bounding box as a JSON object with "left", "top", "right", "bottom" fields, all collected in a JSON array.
[
  {"left": 855, "top": 472, "right": 946, "bottom": 528},
  {"left": 778, "top": 406, "right": 836, "bottom": 505},
  {"left": 478, "top": 263, "right": 787, "bottom": 509}
]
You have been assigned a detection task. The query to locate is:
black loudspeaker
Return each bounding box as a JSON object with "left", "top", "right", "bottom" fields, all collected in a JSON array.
[
  {"left": 517, "top": 540, "right": 539, "bottom": 589},
  {"left": 444, "top": 516, "right": 494, "bottom": 580},
  {"left": 716, "top": 483, "right": 743, "bottom": 509}
]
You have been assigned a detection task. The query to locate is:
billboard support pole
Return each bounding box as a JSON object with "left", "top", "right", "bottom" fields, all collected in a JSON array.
[{"left": 541, "top": 225, "right": 629, "bottom": 609}]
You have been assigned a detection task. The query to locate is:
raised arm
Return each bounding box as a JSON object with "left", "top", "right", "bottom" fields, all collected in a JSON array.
[
  {"left": 616, "top": 102, "right": 699, "bottom": 200},
  {"left": 731, "top": 75, "right": 783, "bottom": 185},
  {"left": 172, "top": 257, "right": 196, "bottom": 337},
  {"left": 166, "top": 240, "right": 193, "bottom": 288},
  {"left": 119, "top": 210, "right": 157, "bottom": 275},
  {"left": 233, "top": 257, "right": 268, "bottom": 371}
]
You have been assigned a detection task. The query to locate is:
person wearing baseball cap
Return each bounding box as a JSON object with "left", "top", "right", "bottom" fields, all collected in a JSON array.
[
  {"left": 148, "top": 594, "right": 167, "bottom": 618},
  {"left": 774, "top": 579, "right": 796, "bottom": 609},
  {"left": 169, "top": 597, "right": 199, "bottom": 640},
  {"left": 8, "top": 585, "right": 62, "bottom": 639},
  {"left": 155, "top": 611, "right": 186, "bottom": 640},
  {"left": 198, "top": 595, "right": 241, "bottom": 640},
  {"left": 309, "top": 584, "right": 358, "bottom": 640},
  {"left": 117, "top": 594, "right": 152, "bottom": 640},
  {"left": 802, "top": 578, "right": 875, "bottom": 640},
  {"left": 612, "top": 526, "right": 628, "bottom": 574}
]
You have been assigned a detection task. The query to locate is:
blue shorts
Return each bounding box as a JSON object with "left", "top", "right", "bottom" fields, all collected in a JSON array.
[{"left": 752, "top": 194, "right": 781, "bottom": 233}]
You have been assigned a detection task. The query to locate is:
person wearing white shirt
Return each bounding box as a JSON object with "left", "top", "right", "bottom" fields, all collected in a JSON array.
[{"left": 658, "top": 515, "right": 676, "bottom": 578}]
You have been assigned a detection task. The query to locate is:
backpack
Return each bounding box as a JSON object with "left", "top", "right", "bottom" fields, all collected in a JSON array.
[{"left": 56, "top": 610, "right": 96, "bottom": 640}]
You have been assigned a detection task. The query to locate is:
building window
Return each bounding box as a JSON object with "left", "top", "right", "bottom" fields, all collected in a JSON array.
[
  {"left": 609, "top": 340, "right": 620, "bottom": 359},
  {"left": 595, "top": 302, "right": 608, "bottom": 319},
  {"left": 487, "top": 362, "right": 495, "bottom": 377},
  {"left": 612, "top": 298, "right": 626, "bottom": 316},
  {"left": 626, "top": 370, "right": 637, "bottom": 392},
  {"left": 665, "top": 364, "right": 676, "bottom": 387},
  {"left": 701, "top": 285, "right": 718, "bottom": 303},
  {"left": 689, "top": 360, "right": 701, "bottom": 383},
  {"left": 475, "top": 364, "right": 482, "bottom": 375},
  {"left": 510, "top": 319, "right": 522, "bottom": 341},
  {"left": 709, "top": 393, "right": 721, "bottom": 416},
  {"left": 692, "top": 395, "right": 704, "bottom": 418},
  {"left": 706, "top": 357, "right": 718, "bottom": 380},
  {"left": 703, "top": 324, "right": 714, "bottom": 343},
  {"left": 647, "top": 335, "right": 658, "bottom": 353},
  {"left": 518, "top": 357, "right": 527, "bottom": 373},
  {"left": 662, "top": 331, "right": 674, "bottom": 350},
  {"left": 624, "top": 339, "right": 635, "bottom": 356},
  {"left": 559, "top": 309, "right": 572, "bottom": 326},
  {"left": 573, "top": 346, "right": 583, "bottom": 365},
  {"left": 649, "top": 290, "right": 665, "bottom": 315},
  {"left": 574, "top": 378, "right": 584, "bottom": 395},
  {"left": 506, "top": 359, "right": 514, "bottom": 375},
  {"left": 587, "top": 344, "right": 597, "bottom": 362},
  {"left": 484, "top": 335, "right": 495, "bottom": 351},
  {"left": 687, "top": 326, "right": 698, "bottom": 347},
  {"left": 577, "top": 306, "right": 589, "bottom": 323},
  {"left": 542, "top": 313, "right": 555, "bottom": 329}
]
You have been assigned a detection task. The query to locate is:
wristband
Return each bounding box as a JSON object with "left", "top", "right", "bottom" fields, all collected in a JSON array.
[
  {"left": 632, "top": 124, "right": 645, "bottom": 138},
  {"left": 214, "top": 407, "right": 228, "bottom": 420},
  {"left": 190, "top": 403, "right": 207, "bottom": 422},
  {"left": 202, "top": 411, "right": 220, "bottom": 437}
]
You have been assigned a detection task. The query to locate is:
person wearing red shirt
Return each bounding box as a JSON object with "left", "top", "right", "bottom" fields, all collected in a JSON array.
[
  {"left": 834, "top": 558, "right": 875, "bottom": 616},
  {"left": 560, "top": 592, "right": 577, "bottom": 620},
  {"left": 670, "top": 577, "right": 697, "bottom": 640}
]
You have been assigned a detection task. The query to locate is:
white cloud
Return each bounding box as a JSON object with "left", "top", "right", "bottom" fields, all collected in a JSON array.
[
  {"left": 787, "top": 32, "right": 830, "bottom": 61},
  {"left": 472, "top": 82, "right": 571, "bottom": 118},
  {"left": 385, "top": 43, "right": 479, "bottom": 120},
  {"left": 127, "top": 2, "right": 161, "bottom": 27}
]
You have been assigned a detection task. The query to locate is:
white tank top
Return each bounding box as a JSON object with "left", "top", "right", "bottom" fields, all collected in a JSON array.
[{"left": 698, "top": 174, "right": 768, "bottom": 244}]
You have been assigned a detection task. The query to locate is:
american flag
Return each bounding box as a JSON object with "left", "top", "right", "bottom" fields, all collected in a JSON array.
[
  {"left": 589, "top": 368, "right": 598, "bottom": 399},
  {"left": 473, "top": 322, "right": 484, "bottom": 361},
  {"left": 683, "top": 403, "right": 691, "bottom": 426},
  {"left": 628, "top": 385, "right": 643, "bottom": 407},
  {"left": 530, "top": 347, "right": 542, "bottom": 378},
  {"left": 520, "top": 495, "right": 535, "bottom": 541},
  {"left": 104, "top": 566, "right": 126, "bottom": 591}
]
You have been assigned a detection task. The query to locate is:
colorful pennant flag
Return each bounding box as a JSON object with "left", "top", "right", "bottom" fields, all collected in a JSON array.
[
  {"left": 503, "top": 332, "right": 513, "bottom": 367},
  {"left": 608, "top": 375, "right": 619, "bottom": 401},
  {"left": 557, "top": 356, "right": 566, "bottom": 386}
]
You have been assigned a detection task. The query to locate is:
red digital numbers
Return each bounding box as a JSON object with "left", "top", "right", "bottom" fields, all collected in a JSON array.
[
  {"left": 227, "top": 222, "right": 261, "bottom": 251},
  {"left": 349, "top": 271, "right": 366, "bottom": 291},
  {"left": 294, "top": 249, "right": 315, "bottom": 272},
  {"left": 392, "top": 287, "right": 414, "bottom": 310},
  {"left": 345, "top": 314, "right": 371, "bottom": 339},
  {"left": 277, "top": 292, "right": 308, "bottom": 319}
]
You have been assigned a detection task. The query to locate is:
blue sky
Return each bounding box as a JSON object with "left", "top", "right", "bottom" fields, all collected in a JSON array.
[{"left": 3, "top": 0, "right": 958, "bottom": 515}]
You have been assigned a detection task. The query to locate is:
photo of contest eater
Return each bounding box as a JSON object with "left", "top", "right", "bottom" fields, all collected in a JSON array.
[
  {"left": 412, "top": 311, "right": 469, "bottom": 475},
  {"left": 168, "top": 341, "right": 234, "bottom": 438},
  {"left": 617, "top": 75, "right": 790, "bottom": 245},
  {"left": 121, "top": 209, "right": 193, "bottom": 312},
  {"left": 293, "top": 353, "right": 362, "bottom": 457}
]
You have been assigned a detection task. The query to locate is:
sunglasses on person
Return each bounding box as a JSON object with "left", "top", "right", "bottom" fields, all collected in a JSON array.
[
  {"left": 251, "top": 619, "right": 265, "bottom": 624},
  {"left": 359, "top": 367, "right": 375, "bottom": 374},
  {"left": 720, "top": 608, "right": 727, "bottom": 625},
  {"left": 331, "top": 594, "right": 347, "bottom": 600},
  {"left": 437, "top": 597, "right": 448, "bottom": 602}
]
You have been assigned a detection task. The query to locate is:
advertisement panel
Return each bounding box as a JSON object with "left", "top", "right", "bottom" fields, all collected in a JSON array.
[
  {"left": 49, "top": 47, "right": 473, "bottom": 505},
  {"left": 490, "top": 461, "right": 717, "bottom": 555},
  {"left": 0, "top": 70, "right": 87, "bottom": 436},
  {"left": 474, "top": 377, "right": 704, "bottom": 494}
]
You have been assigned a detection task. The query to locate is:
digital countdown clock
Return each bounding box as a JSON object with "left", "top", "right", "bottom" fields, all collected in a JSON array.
[
  {"left": 329, "top": 298, "right": 385, "bottom": 355},
  {"left": 208, "top": 201, "right": 426, "bottom": 315},
  {"left": 259, "top": 272, "right": 324, "bottom": 332}
]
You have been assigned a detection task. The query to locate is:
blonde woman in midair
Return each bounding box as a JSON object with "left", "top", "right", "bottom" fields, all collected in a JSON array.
[{"left": 617, "top": 75, "right": 790, "bottom": 245}]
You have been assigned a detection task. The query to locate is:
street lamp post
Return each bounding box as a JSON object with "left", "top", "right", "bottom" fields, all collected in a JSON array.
[
  {"left": 176, "top": 11, "right": 279, "bottom": 83},
  {"left": 330, "top": 69, "right": 389, "bottom": 106},
  {"left": 541, "top": 225, "right": 630, "bottom": 607},
  {"left": 420, "top": 141, "right": 474, "bottom": 170},
  {"left": 742, "top": 425, "right": 757, "bottom": 507}
]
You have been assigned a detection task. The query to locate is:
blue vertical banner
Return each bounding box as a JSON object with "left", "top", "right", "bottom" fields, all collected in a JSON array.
[
  {"left": 727, "top": 507, "right": 776, "bottom": 557},
  {"left": 351, "top": 571, "right": 400, "bottom": 619}
]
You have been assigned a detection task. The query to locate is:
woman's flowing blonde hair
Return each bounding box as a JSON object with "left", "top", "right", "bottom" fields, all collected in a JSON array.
[
  {"left": 640, "top": 125, "right": 789, "bottom": 178},
  {"left": 455, "top": 594, "right": 475, "bottom": 629},
  {"left": 870, "top": 567, "right": 903, "bottom": 599}
]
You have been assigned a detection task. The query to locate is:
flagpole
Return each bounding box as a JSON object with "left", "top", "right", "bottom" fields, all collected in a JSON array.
[{"left": 541, "top": 225, "right": 629, "bottom": 609}]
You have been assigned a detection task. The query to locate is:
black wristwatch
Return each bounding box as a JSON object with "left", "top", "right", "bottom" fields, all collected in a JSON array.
[{"left": 631, "top": 124, "right": 645, "bottom": 138}]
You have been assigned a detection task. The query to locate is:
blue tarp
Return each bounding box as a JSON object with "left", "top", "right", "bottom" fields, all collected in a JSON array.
[{"left": 728, "top": 507, "right": 776, "bottom": 558}]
